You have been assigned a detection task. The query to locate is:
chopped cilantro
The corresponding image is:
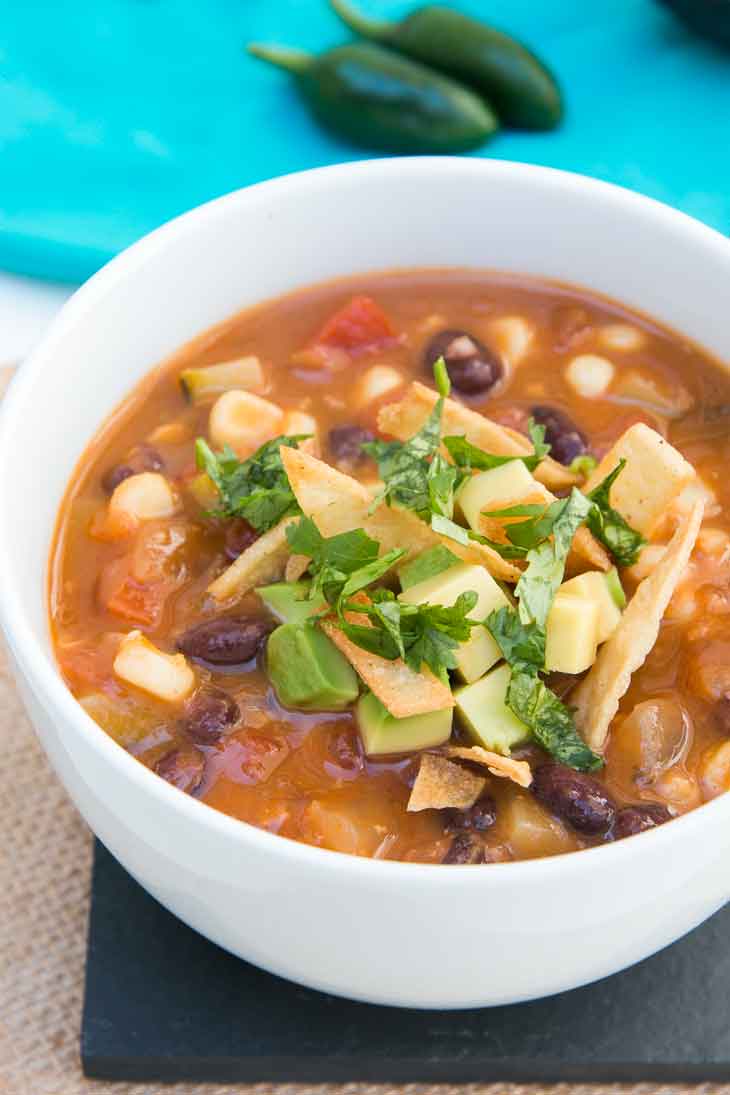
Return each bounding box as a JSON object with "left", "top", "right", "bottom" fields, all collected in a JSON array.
[
  {"left": 286, "top": 516, "right": 479, "bottom": 679},
  {"left": 195, "top": 435, "right": 306, "bottom": 534},
  {"left": 443, "top": 419, "right": 550, "bottom": 474},
  {"left": 484, "top": 488, "right": 602, "bottom": 772},
  {"left": 585, "top": 459, "right": 646, "bottom": 566},
  {"left": 514, "top": 489, "right": 593, "bottom": 629},
  {"left": 508, "top": 668, "right": 602, "bottom": 772},
  {"left": 285, "top": 516, "right": 403, "bottom": 607}
]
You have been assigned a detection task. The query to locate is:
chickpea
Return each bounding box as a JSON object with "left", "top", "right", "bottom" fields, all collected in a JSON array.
[{"left": 699, "top": 741, "right": 730, "bottom": 801}]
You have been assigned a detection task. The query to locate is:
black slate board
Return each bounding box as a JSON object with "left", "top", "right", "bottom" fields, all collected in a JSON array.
[{"left": 82, "top": 839, "right": 730, "bottom": 1084}]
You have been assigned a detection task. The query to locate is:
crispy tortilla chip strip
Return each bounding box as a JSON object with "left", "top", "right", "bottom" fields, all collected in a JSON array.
[
  {"left": 377, "top": 381, "right": 578, "bottom": 491},
  {"left": 321, "top": 618, "right": 453, "bottom": 718},
  {"left": 280, "top": 445, "right": 520, "bottom": 582},
  {"left": 583, "top": 423, "right": 695, "bottom": 537},
  {"left": 573, "top": 499, "right": 704, "bottom": 752},
  {"left": 407, "top": 753, "right": 486, "bottom": 812},
  {"left": 444, "top": 745, "right": 533, "bottom": 788},
  {"left": 207, "top": 517, "right": 297, "bottom": 602}
]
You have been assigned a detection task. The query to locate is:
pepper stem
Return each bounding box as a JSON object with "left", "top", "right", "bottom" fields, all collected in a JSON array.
[
  {"left": 329, "top": 0, "right": 392, "bottom": 41},
  {"left": 247, "top": 43, "right": 313, "bottom": 75}
]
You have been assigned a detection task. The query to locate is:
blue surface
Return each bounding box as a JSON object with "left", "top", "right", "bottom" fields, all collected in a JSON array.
[{"left": 1, "top": 0, "right": 729, "bottom": 283}]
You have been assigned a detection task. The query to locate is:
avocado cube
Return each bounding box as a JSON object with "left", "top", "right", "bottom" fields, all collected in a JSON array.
[
  {"left": 455, "top": 663, "right": 530, "bottom": 754},
  {"left": 559, "top": 570, "right": 622, "bottom": 643},
  {"left": 399, "top": 562, "right": 510, "bottom": 683},
  {"left": 456, "top": 460, "right": 545, "bottom": 533},
  {"left": 257, "top": 581, "right": 326, "bottom": 625},
  {"left": 267, "top": 623, "right": 359, "bottom": 711},
  {"left": 356, "top": 691, "right": 452, "bottom": 756},
  {"left": 545, "top": 593, "right": 599, "bottom": 674},
  {"left": 398, "top": 545, "right": 460, "bottom": 592}
]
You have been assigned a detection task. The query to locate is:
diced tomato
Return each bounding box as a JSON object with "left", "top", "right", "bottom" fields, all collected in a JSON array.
[
  {"left": 295, "top": 296, "right": 398, "bottom": 369},
  {"left": 98, "top": 555, "right": 164, "bottom": 627}
]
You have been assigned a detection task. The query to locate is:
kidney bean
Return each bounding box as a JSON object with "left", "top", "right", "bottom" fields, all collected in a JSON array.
[
  {"left": 442, "top": 833, "right": 486, "bottom": 864},
  {"left": 424, "top": 328, "right": 502, "bottom": 396},
  {"left": 531, "top": 405, "right": 588, "bottom": 466},
  {"left": 177, "top": 616, "right": 272, "bottom": 668},
  {"left": 328, "top": 425, "right": 375, "bottom": 467},
  {"left": 155, "top": 747, "right": 205, "bottom": 794},
  {"left": 445, "top": 794, "right": 497, "bottom": 834},
  {"left": 612, "top": 803, "right": 672, "bottom": 840},
  {"left": 223, "top": 519, "right": 259, "bottom": 560},
  {"left": 101, "top": 463, "right": 135, "bottom": 494},
  {"left": 181, "top": 687, "right": 240, "bottom": 744},
  {"left": 532, "top": 763, "right": 616, "bottom": 834}
]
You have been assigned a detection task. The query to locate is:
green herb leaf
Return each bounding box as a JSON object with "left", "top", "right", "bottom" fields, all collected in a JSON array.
[
  {"left": 585, "top": 459, "right": 646, "bottom": 567},
  {"left": 508, "top": 668, "right": 603, "bottom": 771},
  {"left": 515, "top": 489, "right": 592, "bottom": 629},
  {"left": 195, "top": 435, "right": 307, "bottom": 534},
  {"left": 443, "top": 418, "right": 550, "bottom": 474},
  {"left": 486, "top": 605, "right": 546, "bottom": 668},
  {"left": 285, "top": 517, "right": 403, "bottom": 606},
  {"left": 433, "top": 355, "right": 451, "bottom": 397},
  {"left": 362, "top": 393, "right": 442, "bottom": 517}
]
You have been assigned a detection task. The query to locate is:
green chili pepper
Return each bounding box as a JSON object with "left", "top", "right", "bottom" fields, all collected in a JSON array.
[
  {"left": 329, "top": 0, "right": 563, "bottom": 130},
  {"left": 248, "top": 41, "right": 498, "bottom": 153}
]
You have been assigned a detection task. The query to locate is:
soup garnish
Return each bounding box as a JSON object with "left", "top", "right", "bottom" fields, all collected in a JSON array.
[{"left": 50, "top": 271, "right": 729, "bottom": 863}]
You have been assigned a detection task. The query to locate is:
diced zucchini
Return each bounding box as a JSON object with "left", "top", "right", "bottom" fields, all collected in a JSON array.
[
  {"left": 457, "top": 460, "right": 545, "bottom": 534},
  {"left": 186, "top": 471, "right": 219, "bottom": 510},
  {"left": 208, "top": 390, "right": 284, "bottom": 455},
  {"left": 356, "top": 691, "right": 452, "bottom": 756},
  {"left": 545, "top": 594, "right": 599, "bottom": 674},
  {"left": 399, "top": 562, "right": 510, "bottom": 683},
  {"left": 113, "top": 631, "right": 195, "bottom": 703},
  {"left": 559, "top": 570, "right": 622, "bottom": 643},
  {"left": 180, "top": 356, "right": 265, "bottom": 404},
  {"left": 398, "top": 545, "right": 460, "bottom": 591},
  {"left": 455, "top": 663, "right": 530, "bottom": 754}
]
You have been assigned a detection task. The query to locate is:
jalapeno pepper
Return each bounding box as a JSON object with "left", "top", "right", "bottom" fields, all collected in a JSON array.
[
  {"left": 248, "top": 41, "right": 499, "bottom": 153},
  {"left": 329, "top": 0, "right": 562, "bottom": 130}
]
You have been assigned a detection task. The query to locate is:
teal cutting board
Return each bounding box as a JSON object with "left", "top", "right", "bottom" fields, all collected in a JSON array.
[{"left": 1, "top": 0, "right": 728, "bottom": 283}]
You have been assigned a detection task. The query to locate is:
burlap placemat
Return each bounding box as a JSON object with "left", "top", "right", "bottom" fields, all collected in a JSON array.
[{"left": 0, "top": 364, "right": 723, "bottom": 1095}]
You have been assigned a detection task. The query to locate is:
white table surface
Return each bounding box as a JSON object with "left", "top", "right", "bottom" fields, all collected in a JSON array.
[{"left": 0, "top": 272, "right": 76, "bottom": 366}]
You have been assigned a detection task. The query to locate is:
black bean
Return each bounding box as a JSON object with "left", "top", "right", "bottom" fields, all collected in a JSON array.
[
  {"left": 532, "top": 763, "right": 616, "bottom": 834},
  {"left": 442, "top": 833, "right": 486, "bottom": 864},
  {"left": 612, "top": 803, "right": 672, "bottom": 841},
  {"left": 713, "top": 697, "right": 730, "bottom": 737},
  {"left": 424, "top": 328, "right": 502, "bottom": 396},
  {"left": 181, "top": 688, "right": 240, "bottom": 745},
  {"left": 155, "top": 747, "right": 205, "bottom": 794},
  {"left": 531, "top": 405, "right": 588, "bottom": 466},
  {"left": 445, "top": 794, "right": 497, "bottom": 834},
  {"left": 328, "top": 425, "right": 375, "bottom": 467},
  {"left": 224, "top": 519, "right": 259, "bottom": 561},
  {"left": 101, "top": 463, "right": 135, "bottom": 494},
  {"left": 177, "top": 616, "right": 272, "bottom": 668}
]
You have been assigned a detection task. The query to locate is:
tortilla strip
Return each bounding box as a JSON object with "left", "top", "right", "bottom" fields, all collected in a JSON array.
[
  {"left": 407, "top": 753, "right": 486, "bottom": 812},
  {"left": 284, "top": 553, "right": 310, "bottom": 582},
  {"left": 377, "top": 381, "right": 578, "bottom": 491},
  {"left": 280, "top": 445, "right": 520, "bottom": 582},
  {"left": 573, "top": 499, "right": 704, "bottom": 752},
  {"left": 444, "top": 745, "right": 533, "bottom": 788},
  {"left": 583, "top": 423, "right": 695, "bottom": 537},
  {"left": 321, "top": 617, "right": 454, "bottom": 718},
  {"left": 207, "top": 516, "right": 297, "bottom": 602}
]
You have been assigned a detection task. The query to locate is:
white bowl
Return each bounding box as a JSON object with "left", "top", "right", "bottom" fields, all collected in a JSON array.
[{"left": 2, "top": 159, "right": 730, "bottom": 1009}]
